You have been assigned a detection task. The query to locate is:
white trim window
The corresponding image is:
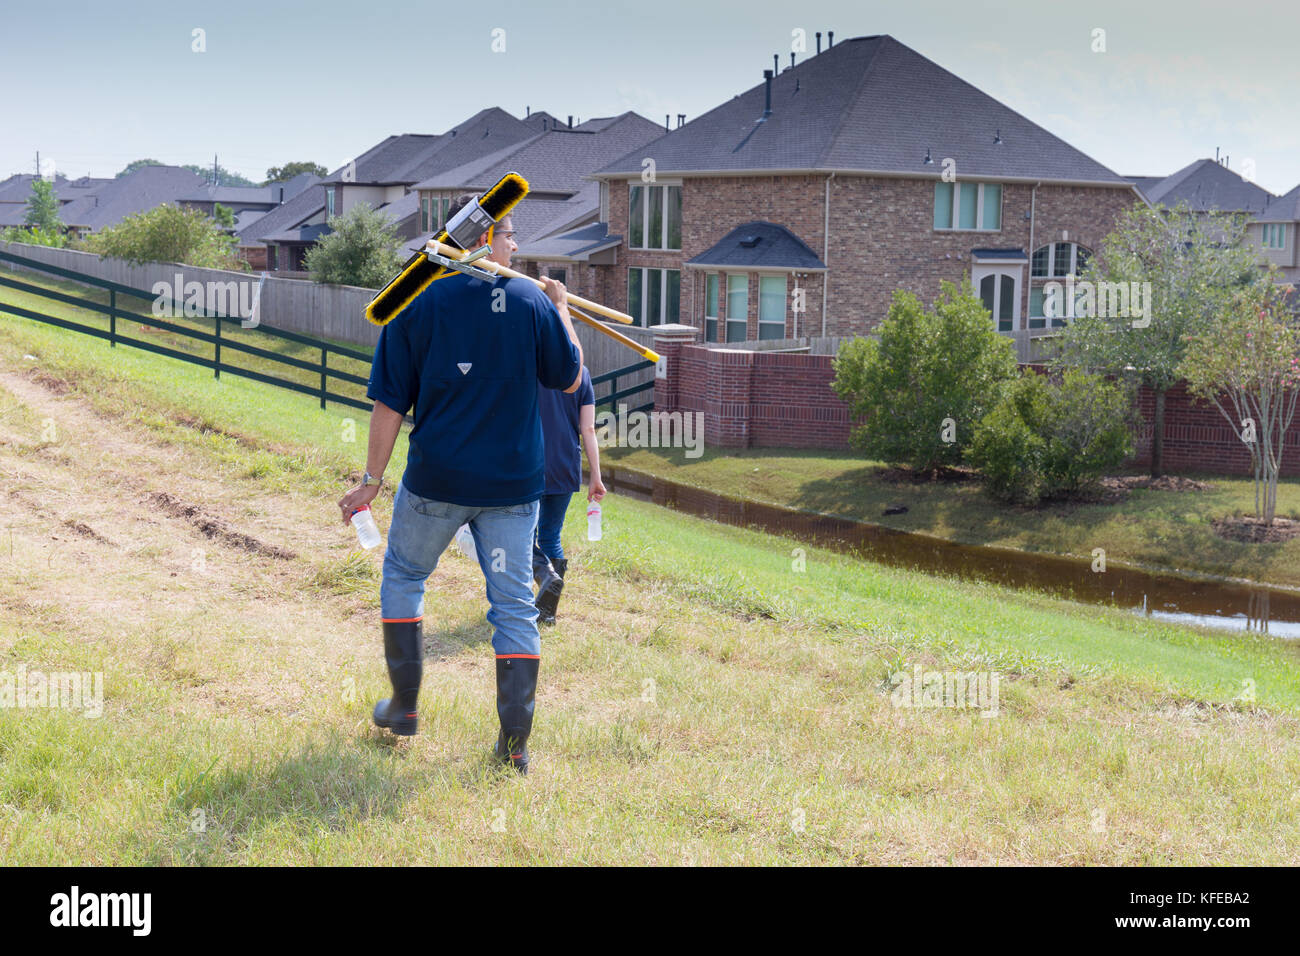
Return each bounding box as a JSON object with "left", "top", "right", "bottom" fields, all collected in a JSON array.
[
  {"left": 627, "top": 267, "right": 681, "bottom": 326},
  {"left": 758, "top": 275, "right": 786, "bottom": 340},
  {"left": 628, "top": 184, "right": 682, "bottom": 250},
  {"left": 326, "top": 186, "right": 336, "bottom": 219},
  {"left": 972, "top": 268, "right": 1020, "bottom": 333},
  {"left": 1263, "top": 223, "right": 1287, "bottom": 249},
  {"left": 705, "top": 273, "right": 720, "bottom": 342},
  {"left": 725, "top": 274, "right": 747, "bottom": 342},
  {"left": 599, "top": 182, "right": 610, "bottom": 223},
  {"left": 933, "top": 182, "right": 1001, "bottom": 231},
  {"left": 1028, "top": 242, "right": 1091, "bottom": 328}
]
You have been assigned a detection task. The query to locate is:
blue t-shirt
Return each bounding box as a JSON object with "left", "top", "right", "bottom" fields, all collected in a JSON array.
[
  {"left": 539, "top": 366, "right": 595, "bottom": 494},
  {"left": 366, "top": 272, "right": 580, "bottom": 506}
]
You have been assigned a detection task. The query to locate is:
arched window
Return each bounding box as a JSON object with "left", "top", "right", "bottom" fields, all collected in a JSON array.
[{"left": 1029, "top": 242, "right": 1092, "bottom": 327}]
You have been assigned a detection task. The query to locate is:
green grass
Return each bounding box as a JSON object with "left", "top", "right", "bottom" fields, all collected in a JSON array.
[
  {"left": 1, "top": 299, "right": 1298, "bottom": 865},
  {"left": 602, "top": 445, "right": 1300, "bottom": 589}
]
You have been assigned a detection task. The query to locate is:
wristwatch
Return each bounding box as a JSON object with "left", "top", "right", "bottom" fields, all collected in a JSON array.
[{"left": 362, "top": 471, "right": 383, "bottom": 487}]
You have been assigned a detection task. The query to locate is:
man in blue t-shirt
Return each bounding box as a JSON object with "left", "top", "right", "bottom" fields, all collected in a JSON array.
[{"left": 338, "top": 197, "right": 582, "bottom": 775}]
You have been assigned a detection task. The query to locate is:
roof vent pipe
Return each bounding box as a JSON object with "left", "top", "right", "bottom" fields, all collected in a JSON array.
[
  {"left": 763, "top": 69, "right": 773, "bottom": 119},
  {"left": 816, "top": 32, "right": 821, "bottom": 54},
  {"left": 828, "top": 31, "right": 834, "bottom": 47}
]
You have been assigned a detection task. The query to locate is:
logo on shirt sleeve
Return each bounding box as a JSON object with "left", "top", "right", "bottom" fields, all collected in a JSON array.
[{"left": 457, "top": 362, "right": 472, "bottom": 375}]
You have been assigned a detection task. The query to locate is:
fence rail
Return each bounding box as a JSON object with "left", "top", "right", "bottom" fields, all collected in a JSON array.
[
  {"left": 590, "top": 360, "right": 655, "bottom": 413},
  {"left": 0, "top": 248, "right": 375, "bottom": 414}
]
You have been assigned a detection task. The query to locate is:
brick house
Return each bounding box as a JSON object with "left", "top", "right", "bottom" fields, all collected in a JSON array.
[{"left": 585, "top": 34, "right": 1141, "bottom": 357}]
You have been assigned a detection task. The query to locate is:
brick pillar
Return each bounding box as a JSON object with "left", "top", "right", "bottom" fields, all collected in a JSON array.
[
  {"left": 651, "top": 323, "right": 699, "bottom": 413},
  {"left": 707, "top": 348, "right": 755, "bottom": 448}
]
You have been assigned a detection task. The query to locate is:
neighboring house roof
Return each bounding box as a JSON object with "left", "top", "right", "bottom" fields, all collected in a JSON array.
[
  {"left": 262, "top": 222, "right": 333, "bottom": 244},
  {"left": 413, "top": 112, "right": 662, "bottom": 197},
  {"left": 179, "top": 185, "right": 280, "bottom": 204},
  {"left": 594, "top": 35, "right": 1129, "bottom": 185},
  {"left": 1258, "top": 184, "right": 1300, "bottom": 223},
  {"left": 686, "top": 221, "right": 827, "bottom": 270},
  {"left": 518, "top": 222, "right": 622, "bottom": 260},
  {"left": 377, "top": 191, "right": 420, "bottom": 226},
  {"left": 233, "top": 208, "right": 268, "bottom": 232},
  {"left": 1136, "top": 158, "right": 1275, "bottom": 214},
  {"left": 1125, "top": 175, "right": 1166, "bottom": 198},
  {"left": 321, "top": 108, "right": 537, "bottom": 187},
  {"left": 523, "top": 111, "right": 560, "bottom": 131},
  {"left": 235, "top": 183, "right": 325, "bottom": 247},
  {"left": 55, "top": 165, "right": 208, "bottom": 230},
  {"left": 0, "top": 173, "right": 113, "bottom": 206}
]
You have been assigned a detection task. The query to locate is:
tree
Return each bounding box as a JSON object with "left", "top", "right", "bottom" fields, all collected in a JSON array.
[
  {"left": 1180, "top": 284, "right": 1300, "bottom": 526},
  {"left": 84, "top": 203, "right": 246, "bottom": 270},
  {"left": 23, "top": 178, "right": 62, "bottom": 232},
  {"left": 213, "top": 203, "right": 235, "bottom": 230},
  {"left": 182, "top": 164, "right": 257, "bottom": 188},
  {"left": 116, "top": 159, "right": 164, "bottom": 177},
  {"left": 1052, "top": 202, "right": 1266, "bottom": 477},
  {"left": 832, "top": 281, "right": 1018, "bottom": 473},
  {"left": 264, "top": 162, "right": 327, "bottom": 184},
  {"left": 303, "top": 203, "right": 404, "bottom": 289}
]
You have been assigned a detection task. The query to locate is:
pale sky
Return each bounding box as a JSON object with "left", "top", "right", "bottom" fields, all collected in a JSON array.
[{"left": 3, "top": 0, "right": 1297, "bottom": 194}]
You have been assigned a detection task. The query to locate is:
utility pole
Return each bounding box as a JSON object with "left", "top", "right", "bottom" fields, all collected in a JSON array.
[
  {"left": 212, "top": 153, "right": 219, "bottom": 186},
  {"left": 35, "top": 150, "right": 40, "bottom": 177}
]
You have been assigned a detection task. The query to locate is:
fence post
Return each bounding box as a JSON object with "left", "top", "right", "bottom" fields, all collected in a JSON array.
[
  {"left": 109, "top": 289, "right": 116, "bottom": 348},
  {"left": 320, "top": 347, "right": 328, "bottom": 410},
  {"left": 214, "top": 316, "right": 221, "bottom": 379}
]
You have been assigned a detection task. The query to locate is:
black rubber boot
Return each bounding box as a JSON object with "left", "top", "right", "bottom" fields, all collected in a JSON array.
[
  {"left": 372, "top": 620, "right": 422, "bottom": 736},
  {"left": 533, "top": 548, "right": 564, "bottom": 626},
  {"left": 493, "top": 656, "right": 539, "bottom": 775},
  {"left": 552, "top": 557, "right": 568, "bottom": 579}
]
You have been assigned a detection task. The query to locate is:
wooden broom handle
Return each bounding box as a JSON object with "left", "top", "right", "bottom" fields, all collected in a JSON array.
[{"left": 427, "top": 240, "right": 634, "bottom": 325}]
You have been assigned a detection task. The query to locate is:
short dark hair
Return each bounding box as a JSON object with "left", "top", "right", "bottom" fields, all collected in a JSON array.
[{"left": 445, "top": 193, "right": 477, "bottom": 222}]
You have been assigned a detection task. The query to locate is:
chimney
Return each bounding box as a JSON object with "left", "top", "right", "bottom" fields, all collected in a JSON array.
[
  {"left": 763, "top": 69, "right": 773, "bottom": 119},
  {"left": 568, "top": 115, "right": 573, "bottom": 127},
  {"left": 828, "top": 31, "right": 834, "bottom": 47},
  {"left": 816, "top": 32, "right": 821, "bottom": 54}
]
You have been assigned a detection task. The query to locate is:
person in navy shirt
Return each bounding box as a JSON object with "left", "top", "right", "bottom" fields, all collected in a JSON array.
[
  {"left": 532, "top": 365, "right": 605, "bottom": 624},
  {"left": 338, "top": 196, "right": 582, "bottom": 775}
]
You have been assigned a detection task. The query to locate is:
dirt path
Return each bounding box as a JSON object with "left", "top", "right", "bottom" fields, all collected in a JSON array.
[{"left": 0, "top": 364, "right": 463, "bottom": 716}]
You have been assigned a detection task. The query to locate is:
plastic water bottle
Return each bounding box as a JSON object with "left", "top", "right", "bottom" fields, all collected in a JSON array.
[
  {"left": 351, "top": 505, "right": 381, "bottom": 550},
  {"left": 587, "top": 501, "right": 602, "bottom": 541},
  {"left": 453, "top": 523, "right": 475, "bottom": 557}
]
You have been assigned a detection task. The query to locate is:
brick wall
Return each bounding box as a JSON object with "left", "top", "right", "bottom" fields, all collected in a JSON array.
[
  {"left": 653, "top": 339, "right": 1298, "bottom": 475},
  {"left": 600, "top": 174, "right": 1137, "bottom": 340}
]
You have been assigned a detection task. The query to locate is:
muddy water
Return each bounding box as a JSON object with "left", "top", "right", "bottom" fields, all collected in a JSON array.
[{"left": 601, "top": 466, "right": 1300, "bottom": 640}]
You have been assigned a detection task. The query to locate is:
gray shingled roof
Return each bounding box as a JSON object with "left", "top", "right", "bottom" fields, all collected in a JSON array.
[
  {"left": 1258, "top": 184, "right": 1300, "bottom": 223},
  {"left": 56, "top": 166, "right": 208, "bottom": 230},
  {"left": 686, "top": 221, "right": 826, "bottom": 270},
  {"left": 234, "top": 182, "right": 324, "bottom": 247},
  {"left": 179, "top": 184, "right": 278, "bottom": 204},
  {"left": 518, "top": 222, "right": 621, "bottom": 260},
  {"left": 1138, "top": 159, "right": 1275, "bottom": 214},
  {"left": 413, "top": 112, "right": 661, "bottom": 196},
  {"left": 595, "top": 35, "right": 1128, "bottom": 185}
]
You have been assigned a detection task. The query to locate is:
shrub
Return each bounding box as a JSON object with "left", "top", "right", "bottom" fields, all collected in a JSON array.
[
  {"left": 303, "top": 203, "right": 404, "bottom": 288},
  {"left": 832, "top": 281, "right": 1018, "bottom": 473},
  {"left": 970, "top": 368, "right": 1136, "bottom": 504},
  {"left": 84, "top": 203, "right": 246, "bottom": 270}
]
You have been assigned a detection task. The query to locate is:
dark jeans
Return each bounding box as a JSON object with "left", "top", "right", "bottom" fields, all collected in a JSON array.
[{"left": 534, "top": 492, "right": 573, "bottom": 564}]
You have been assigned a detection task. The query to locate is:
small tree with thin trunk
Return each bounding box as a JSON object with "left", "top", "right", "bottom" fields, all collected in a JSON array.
[
  {"left": 1052, "top": 202, "right": 1265, "bottom": 477},
  {"left": 1180, "top": 284, "right": 1300, "bottom": 526}
]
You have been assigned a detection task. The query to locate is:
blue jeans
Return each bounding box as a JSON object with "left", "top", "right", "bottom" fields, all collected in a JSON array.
[
  {"left": 534, "top": 492, "right": 573, "bottom": 563},
  {"left": 381, "top": 480, "right": 541, "bottom": 657}
]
